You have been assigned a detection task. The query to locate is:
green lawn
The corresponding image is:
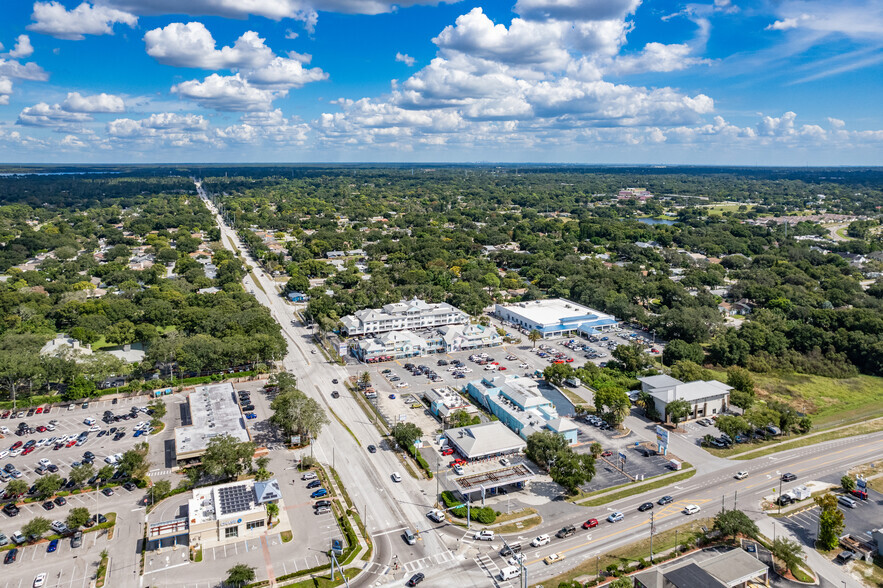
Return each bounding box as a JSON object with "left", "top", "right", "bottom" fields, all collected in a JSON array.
[{"left": 752, "top": 372, "right": 883, "bottom": 429}]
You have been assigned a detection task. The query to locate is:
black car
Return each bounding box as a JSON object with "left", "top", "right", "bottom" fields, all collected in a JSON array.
[
  {"left": 555, "top": 525, "right": 576, "bottom": 538},
  {"left": 332, "top": 379, "right": 338, "bottom": 384},
  {"left": 2, "top": 503, "right": 19, "bottom": 517},
  {"left": 314, "top": 499, "right": 332, "bottom": 508},
  {"left": 54, "top": 496, "right": 67, "bottom": 506},
  {"left": 4, "top": 548, "right": 16, "bottom": 564},
  {"left": 778, "top": 495, "right": 793, "bottom": 506},
  {"left": 123, "top": 482, "right": 137, "bottom": 491},
  {"left": 367, "top": 444, "right": 377, "bottom": 453},
  {"left": 241, "top": 405, "right": 255, "bottom": 412},
  {"left": 307, "top": 480, "right": 322, "bottom": 489},
  {"left": 101, "top": 488, "right": 114, "bottom": 496},
  {"left": 93, "top": 513, "right": 107, "bottom": 524},
  {"left": 113, "top": 433, "right": 125, "bottom": 440},
  {"left": 406, "top": 573, "right": 425, "bottom": 586},
  {"left": 781, "top": 473, "right": 797, "bottom": 482},
  {"left": 638, "top": 502, "right": 654, "bottom": 512},
  {"left": 3, "top": 464, "right": 15, "bottom": 473},
  {"left": 47, "top": 464, "right": 59, "bottom": 473},
  {"left": 42, "top": 501, "right": 54, "bottom": 511},
  {"left": 658, "top": 496, "right": 673, "bottom": 505},
  {"left": 84, "top": 451, "right": 94, "bottom": 459},
  {"left": 331, "top": 391, "right": 340, "bottom": 399}
]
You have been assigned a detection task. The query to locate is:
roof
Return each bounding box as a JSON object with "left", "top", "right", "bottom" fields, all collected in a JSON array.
[
  {"left": 639, "top": 375, "right": 683, "bottom": 388},
  {"left": 496, "top": 298, "right": 617, "bottom": 329},
  {"left": 649, "top": 379, "right": 733, "bottom": 404},
  {"left": 446, "top": 421, "right": 526, "bottom": 459},
  {"left": 701, "top": 548, "right": 769, "bottom": 586},
  {"left": 664, "top": 563, "right": 728, "bottom": 588},
  {"left": 174, "top": 383, "right": 250, "bottom": 458},
  {"left": 253, "top": 479, "right": 282, "bottom": 504}
]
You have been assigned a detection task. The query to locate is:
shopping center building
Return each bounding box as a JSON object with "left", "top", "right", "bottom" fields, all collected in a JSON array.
[{"left": 494, "top": 298, "right": 619, "bottom": 339}]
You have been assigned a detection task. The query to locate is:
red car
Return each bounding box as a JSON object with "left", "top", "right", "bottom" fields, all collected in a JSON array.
[
  {"left": 499, "top": 366, "right": 507, "bottom": 371},
  {"left": 566, "top": 358, "right": 574, "bottom": 363},
  {"left": 441, "top": 447, "right": 455, "bottom": 456},
  {"left": 450, "top": 458, "right": 466, "bottom": 467},
  {"left": 553, "top": 360, "right": 565, "bottom": 364},
  {"left": 36, "top": 426, "right": 47, "bottom": 433},
  {"left": 35, "top": 407, "right": 43, "bottom": 414},
  {"left": 22, "top": 446, "right": 34, "bottom": 456},
  {"left": 43, "top": 407, "right": 51, "bottom": 414},
  {"left": 1, "top": 411, "right": 9, "bottom": 418},
  {"left": 65, "top": 440, "right": 76, "bottom": 448},
  {"left": 582, "top": 518, "right": 599, "bottom": 529},
  {"left": 10, "top": 441, "right": 22, "bottom": 450}
]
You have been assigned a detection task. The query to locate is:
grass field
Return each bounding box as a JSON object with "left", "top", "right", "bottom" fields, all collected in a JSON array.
[{"left": 752, "top": 372, "right": 883, "bottom": 428}]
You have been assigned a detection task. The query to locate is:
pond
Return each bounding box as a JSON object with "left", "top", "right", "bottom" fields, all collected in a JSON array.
[{"left": 637, "top": 218, "right": 677, "bottom": 225}]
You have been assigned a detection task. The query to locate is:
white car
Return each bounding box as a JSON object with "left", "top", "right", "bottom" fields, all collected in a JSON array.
[
  {"left": 453, "top": 464, "right": 464, "bottom": 476},
  {"left": 683, "top": 504, "right": 701, "bottom": 515},
  {"left": 38, "top": 458, "right": 51, "bottom": 467},
  {"left": 500, "top": 457, "right": 511, "bottom": 467},
  {"left": 50, "top": 521, "right": 68, "bottom": 534},
  {"left": 36, "top": 438, "right": 48, "bottom": 447},
  {"left": 88, "top": 426, "right": 101, "bottom": 432},
  {"left": 33, "top": 573, "right": 47, "bottom": 588},
  {"left": 9, "top": 448, "right": 21, "bottom": 457},
  {"left": 395, "top": 382, "right": 409, "bottom": 388},
  {"left": 507, "top": 554, "right": 526, "bottom": 566},
  {"left": 45, "top": 424, "right": 55, "bottom": 431},
  {"left": 518, "top": 363, "right": 529, "bottom": 368},
  {"left": 0, "top": 426, "right": 9, "bottom": 434},
  {"left": 0, "top": 450, "right": 8, "bottom": 459},
  {"left": 531, "top": 534, "right": 551, "bottom": 547},
  {"left": 473, "top": 530, "right": 494, "bottom": 541},
  {"left": 735, "top": 471, "right": 748, "bottom": 480},
  {"left": 391, "top": 472, "right": 402, "bottom": 482}
]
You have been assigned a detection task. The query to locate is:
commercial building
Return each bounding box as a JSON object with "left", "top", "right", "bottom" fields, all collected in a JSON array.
[
  {"left": 443, "top": 421, "right": 526, "bottom": 460},
  {"left": 351, "top": 323, "right": 502, "bottom": 362},
  {"left": 466, "top": 375, "right": 579, "bottom": 444},
  {"left": 633, "top": 547, "right": 769, "bottom": 588},
  {"left": 423, "top": 387, "right": 475, "bottom": 420},
  {"left": 495, "top": 298, "right": 619, "bottom": 339},
  {"left": 340, "top": 297, "right": 469, "bottom": 337},
  {"left": 638, "top": 375, "right": 732, "bottom": 423},
  {"left": 174, "top": 383, "right": 251, "bottom": 465},
  {"left": 187, "top": 479, "right": 282, "bottom": 548}
]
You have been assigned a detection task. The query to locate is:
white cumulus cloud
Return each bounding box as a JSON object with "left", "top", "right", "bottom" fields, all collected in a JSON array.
[
  {"left": 396, "top": 52, "right": 416, "bottom": 66},
  {"left": 7, "top": 35, "right": 34, "bottom": 59},
  {"left": 171, "top": 73, "right": 279, "bottom": 111},
  {"left": 62, "top": 91, "right": 125, "bottom": 113},
  {"left": 0, "top": 78, "right": 12, "bottom": 105},
  {"left": 28, "top": 1, "right": 137, "bottom": 41},
  {"left": 144, "top": 23, "right": 275, "bottom": 70}
]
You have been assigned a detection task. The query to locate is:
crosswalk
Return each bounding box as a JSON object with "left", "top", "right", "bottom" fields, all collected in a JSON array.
[{"left": 148, "top": 468, "right": 175, "bottom": 477}]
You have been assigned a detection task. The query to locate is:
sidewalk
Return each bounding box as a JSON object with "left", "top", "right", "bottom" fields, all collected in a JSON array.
[
  {"left": 754, "top": 517, "right": 863, "bottom": 588},
  {"left": 721, "top": 417, "right": 883, "bottom": 460}
]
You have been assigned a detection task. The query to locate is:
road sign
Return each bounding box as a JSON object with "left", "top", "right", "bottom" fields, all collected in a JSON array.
[{"left": 618, "top": 452, "right": 627, "bottom": 462}]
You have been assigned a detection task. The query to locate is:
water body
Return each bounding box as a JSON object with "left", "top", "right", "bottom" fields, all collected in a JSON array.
[
  {"left": 637, "top": 218, "right": 677, "bottom": 225},
  {"left": 0, "top": 171, "right": 120, "bottom": 177}
]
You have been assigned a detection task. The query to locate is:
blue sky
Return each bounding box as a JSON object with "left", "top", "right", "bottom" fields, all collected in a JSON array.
[{"left": 0, "top": 0, "right": 881, "bottom": 164}]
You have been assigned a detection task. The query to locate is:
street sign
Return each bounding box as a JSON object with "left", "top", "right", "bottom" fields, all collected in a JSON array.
[{"left": 618, "top": 452, "right": 627, "bottom": 462}]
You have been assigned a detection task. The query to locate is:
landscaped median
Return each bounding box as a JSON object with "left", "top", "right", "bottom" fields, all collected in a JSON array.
[{"left": 570, "top": 465, "right": 696, "bottom": 507}]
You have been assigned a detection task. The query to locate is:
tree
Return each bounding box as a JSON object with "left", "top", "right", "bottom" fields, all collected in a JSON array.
[
  {"left": 254, "top": 456, "right": 271, "bottom": 482},
  {"left": 636, "top": 390, "right": 658, "bottom": 419},
  {"left": 841, "top": 476, "right": 856, "bottom": 493},
  {"left": 202, "top": 435, "right": 256, "bottom": 480},
  {"left": 543, "top": 363, "right": 573, "bottom": 386},
  {"left": 727, "top": 366, "right": 755, "bottom": 394},
  {"left": 22, "top": 516, "right": 51, "bottom": 540},
  {"left": 662, "top": 339, "right": 705, "bottom": 367},
  {"left": 34, "top": 473, "right": 64, "bottom": 499},
  {"left": 66, "top": 507, "right": 91, "bottom": 529},
  {"left": 549, "top": 450, "right": 595, "bottom": 494},
  {"left": 147, "top": 479, "right": 171, "bottom": 503},
  {"left": 147, "top": 399, "right": 167, "bottom": 428},
  {"left": 815, "top": 493, "right": 845, "bottom": 550},
  {"left": 226, "top": 564, "right": 256, "bottom": 587},
  {"left": 268, "top": 371, "right": 298, "bottom": 394},
  {"left": 609, "top": 578, "right": 633, "bottom": 588},
  {"left": 266, "top": 502, "right": 279, "bottom": 525},
  {"left": 270, "top": 389, "right": 330, "bottom": 441},
  {"left": 590, "top": 441, "right": 602, "bottom": 459},
  {"left": 97, "top": 465, "right": 115, "bottom": 485},
  {"left": 118, "top": 443, "right": 151, "bottom": 480},
  {"left": 450, "top": 409, "right": 474, "bottom": 428},
  {"left": 358, "top": 371, "right": 371, "bottom": 387},
  {"left": 391, "top": 422, "right": 423, "bottom": 450},
  {"left": 528, "top": 329, "right": 541, "bottom": 348},
  {"left": 70, "top": 464, "right": 94, "bottom": 488},
  {"left": 729, "top": 389, "right": 756, "bottom": 411},
  {"left": 713, "top": 509, "right": 759, "bottom": 539},
  {"left": 5, "top": 478, "right": 28, "bottom": 497},
  {"left": 670, "top": 360, "right": 713, "bottom": 383},
  {"left": 665, "top": 399, "right": 691, "bottom": 427},
  {"left": 611, "top": 342, "right": 650, "bottom": 374},
  {"left": 770, "top": 537, "right": 803, "bottom": 570},
  {"left": 715, "top": 415, "right": 751, "bottom": 440},
  {"left": 594, "top": 388, "right": 631, "bottom": 427},
  {"left": 525, "top": 431, "right": 568, "bottom": 471}
]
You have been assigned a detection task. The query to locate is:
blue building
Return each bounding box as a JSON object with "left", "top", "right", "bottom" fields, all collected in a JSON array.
[
  {"left": 465, "top": 375, "right": 579, "bottom": 445},
  {"left": 287, "top": 291, "right": 309, "bottom": 302}
]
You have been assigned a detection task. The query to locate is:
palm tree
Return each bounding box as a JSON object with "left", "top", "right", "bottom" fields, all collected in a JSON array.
[
  {"left": 226, "top": 564, "right": 256, "bottom": 587},
  {"left": 528, "top": 329, "right": 541, "bottom": 348},
  {"left": 266, "top": 502, "right": 279, "bottom": 526},
  {"left": 590, "top": 441, "right": 602, "bottom": 459}
]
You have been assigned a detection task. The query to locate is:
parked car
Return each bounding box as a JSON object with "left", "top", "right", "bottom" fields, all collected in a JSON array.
[
  {"left": 71, "top": 531, "right": 82, "bottom": 548},
  {"left": 4, "top": 548, "right": 17, "bottom": 564},
  {"left": 310, "top": 489, "right": 327, "bottom": 499}
]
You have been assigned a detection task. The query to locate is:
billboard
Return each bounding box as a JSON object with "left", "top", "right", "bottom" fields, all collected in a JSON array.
[{"left": 655, "top": 426, "right": 670, "bottom": 444}]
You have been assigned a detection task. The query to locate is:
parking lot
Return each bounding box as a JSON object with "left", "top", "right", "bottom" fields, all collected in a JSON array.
[
  {"left": 0, "top": 523, "right": 111, "bottom": 588},
  {"left": 780, "top": 482, "right": 883, "bottom": 547}
]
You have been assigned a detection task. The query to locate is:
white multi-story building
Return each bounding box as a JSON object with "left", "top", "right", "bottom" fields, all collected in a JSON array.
[
  {"left": 340, "top": 297, "right": 469, "bottom": 336},
  {"left": 495, "top": 298, "right": 619, "bottom": 339}
]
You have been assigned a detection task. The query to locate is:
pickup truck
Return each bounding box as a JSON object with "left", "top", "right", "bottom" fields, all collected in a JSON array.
[{"left": 555, "top": 525, "right": 576, "bottom": 539}]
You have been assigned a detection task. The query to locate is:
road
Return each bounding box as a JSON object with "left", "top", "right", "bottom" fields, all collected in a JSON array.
[{"left": 196, "top": 180, "right": 876, "bottom": 588}]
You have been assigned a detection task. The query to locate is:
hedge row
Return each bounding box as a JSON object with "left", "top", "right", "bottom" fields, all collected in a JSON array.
[
  {"left": 440, "top": 490, "right": 496, "bottom": 524},
  {"left": 407, "top": 446, "right": 433, "bottom": 479}
]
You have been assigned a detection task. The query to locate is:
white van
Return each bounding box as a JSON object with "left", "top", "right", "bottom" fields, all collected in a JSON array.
[
  {"left": 499, "top": 566, "right": 521, "bottom": 581},
  {"left": 838, "top": 495, "right": 857, "bottom": 509},
  {"left": 83, "top": 417, "right": 96, "bottom": 426}
]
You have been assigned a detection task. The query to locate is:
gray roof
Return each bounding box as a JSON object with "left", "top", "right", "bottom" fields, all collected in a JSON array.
[
  {"left": 638, "top": 374, "right": 683, "bottom": 388},
  {"left": 174, "top": 383, "right": 250, "bottom": 458},
  {"left": 664, "top": 563, "right": 728, "bottom": 588},
  {"left": 446, "top": 421, "right": 526, "bottom": 459},
  {"left": 650, "top": 379, "right": 733, "bottom": 404},
  {"left": 701, "top": 548, "right": 769, "bottom": 586},
  {"left": 254, "top": 479, "right": 282, "bottom": 504}
]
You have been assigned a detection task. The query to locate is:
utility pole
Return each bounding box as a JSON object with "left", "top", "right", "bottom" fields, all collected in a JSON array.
[
  {"left": 650, "top": 510, "right": 655, "bottom": 563},
  {"left": 778, "top": 478, "right": 783, "bottom": 514},
  {"left": 466, "top": 495, "right": 471, "bottom": 530}
]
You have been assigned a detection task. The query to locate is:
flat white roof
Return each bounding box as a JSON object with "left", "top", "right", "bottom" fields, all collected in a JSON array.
[
  {"left": 497, "top": 299, "right": 615, "bottom": 328},
  {"left": 175, "top": 383, "right": 250, "bottom": 458}
]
